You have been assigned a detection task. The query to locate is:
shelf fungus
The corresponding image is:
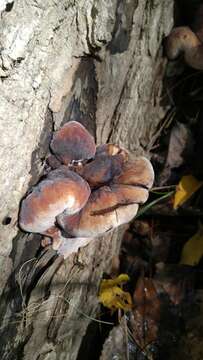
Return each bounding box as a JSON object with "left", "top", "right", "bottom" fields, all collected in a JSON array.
[
  {"left": 19, "top": 121, "right": 154, "bottom": 259},
  {"left": 165, "top": 26, "right": 203, "bottom": 70}
]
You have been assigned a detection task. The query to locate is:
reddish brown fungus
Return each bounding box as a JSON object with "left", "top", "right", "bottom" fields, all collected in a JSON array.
[
  {"left": 78, "top": 153, "right": 127, "bottom": 188},
  {"left": 19, "top": 168, "right": 90, "bottom": 235},
  {"left": 50, "top": 121, "right": 96, "bottom": 165},
  {"left": 57, "top": 183, "right": 148, "bottom": 238},
  {"left": 19, "top": 118, "right": 154, "bottom": 259},
  {"left": 113, "top": 157, "right": 154, "bottom": 189},
  {"left": 95, "top": 143, "right": 128, "bottom": 159},
  {"left": 165, "top": 26, "right": 203, "bottom": 70}
]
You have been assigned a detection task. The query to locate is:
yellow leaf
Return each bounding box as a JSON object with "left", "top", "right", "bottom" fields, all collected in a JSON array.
[
  {"left": 100, "top": 274, "right": 130, "bottom": 288},
  {"left": 173, "top": 175, "right": 203, "bottom": 209},
  {"left": 180, "top": 223, "right": 203, "bottom": 266},
  {"left": 98, "top": 274, "right": 132, "bottom": 311}
]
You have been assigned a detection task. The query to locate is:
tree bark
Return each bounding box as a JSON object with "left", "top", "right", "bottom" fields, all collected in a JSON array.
[{"left": 0, "top": 0, "right": 173, "bottom": 359}]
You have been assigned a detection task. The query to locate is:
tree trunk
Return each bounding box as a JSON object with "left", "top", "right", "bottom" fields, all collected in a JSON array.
[{"left": 0, "top": 0, "right": 173, "bottom": 359}]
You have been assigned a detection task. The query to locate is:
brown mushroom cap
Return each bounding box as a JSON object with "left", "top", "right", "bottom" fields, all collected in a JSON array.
[
  {"left": 115, "top": 203, "right": 139, "bottom": 226},
  {"left": 165, "top": 27, "right": 200, "bottom": 60},
  {"left": 57, "top": 184, "right": 148, "bottom": 238},
  {"left": 78, "top": 153, "right": 127, "bottom": 188},
  {"left": 50, "top": 121, "right": 96, "bottom": 165},
  {"left": 165, "top": 26, "right": 203, "bottom": 70},
  {"left": 113, "top": 157, "right": 154, "bottom": 190},
  {"left": 95, "top": 144, "right": 128, "bottom": 159},
  {"left": 19, "top": 168, "right": 90, "bottom": 234}
]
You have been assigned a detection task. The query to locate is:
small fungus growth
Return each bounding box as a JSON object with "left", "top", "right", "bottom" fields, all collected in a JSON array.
[{"left": 165, "top": 6, "right": 203, "bottom": 70}]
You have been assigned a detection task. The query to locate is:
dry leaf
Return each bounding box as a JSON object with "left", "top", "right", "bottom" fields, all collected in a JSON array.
[
  {"left": 133, "top": 277, "right": 160, "bottom": 321},
  {"left": 180, "top": 223, "right": 203, "bottom": 266},
  {"left": 129, "top": 277, "right": 161, "bottom": 349},
  {"left": 98, "top": 274, "right": 132, "bottom": 311},
  {"left": 173, "top": 175, "right": 203, "bottom": 209}
]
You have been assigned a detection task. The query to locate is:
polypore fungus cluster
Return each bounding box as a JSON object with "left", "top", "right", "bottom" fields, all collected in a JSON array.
[
  {"left": 165, "top": 6, "right": 203, "bottom": 70},
  {"left": 19, "top": 121, "right": 154, "bottom": 258}
]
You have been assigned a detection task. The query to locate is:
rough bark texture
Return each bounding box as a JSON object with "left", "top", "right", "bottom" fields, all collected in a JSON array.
[
  {"left": 0, "top": 0, "right": 173, "bottom": 359},
  {"left": 100, "top": 317, "right": 129, "bottom": 360}
]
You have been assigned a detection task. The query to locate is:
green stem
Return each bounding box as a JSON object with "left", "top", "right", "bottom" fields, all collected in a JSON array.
[{"left": 135, "top": 190, "right": 175, "bottom": 219}]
